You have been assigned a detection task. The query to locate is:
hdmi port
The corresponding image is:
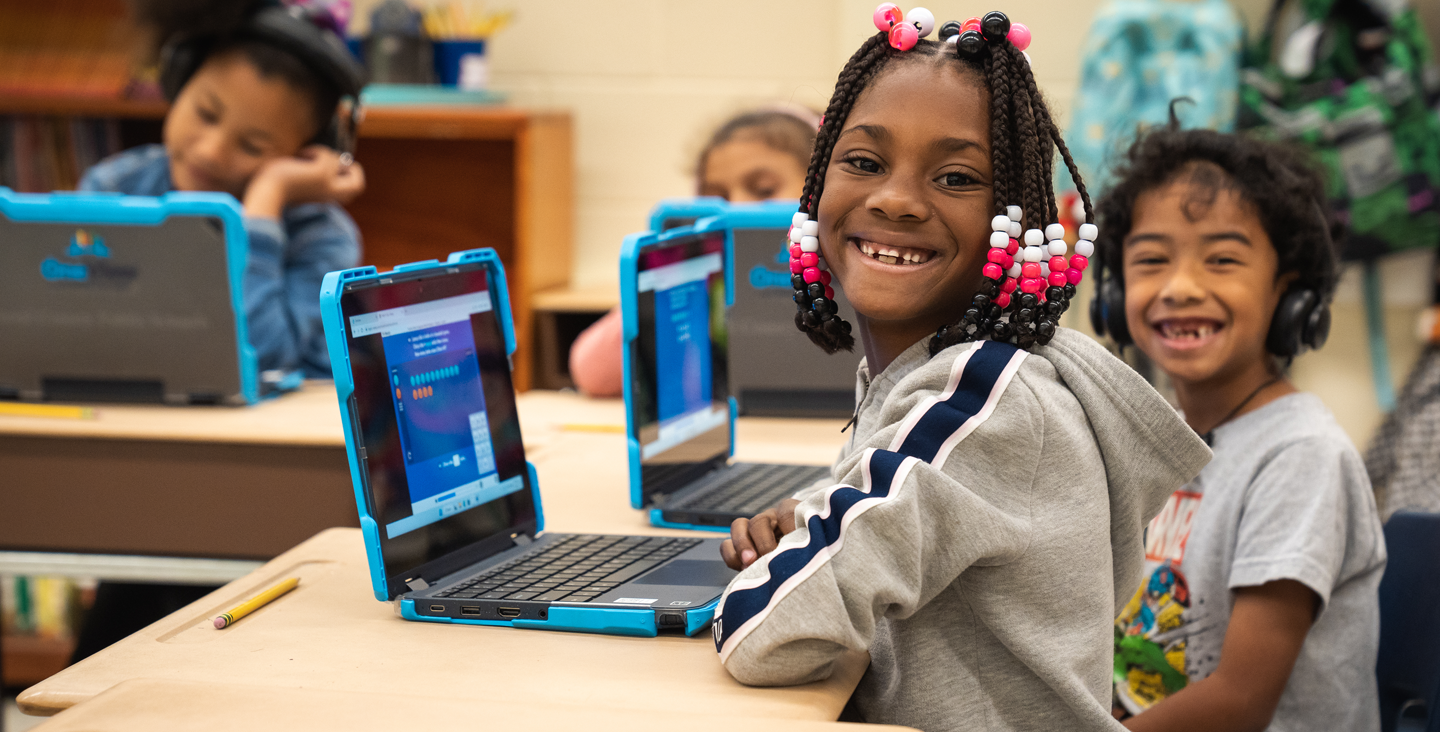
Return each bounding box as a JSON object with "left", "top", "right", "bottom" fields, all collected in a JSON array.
[
  {"left": 461, "top": 606, "right": 481, "bottom": 616},
  {"left": 497, "top": 607, "right": 522, "bottom": 618}
]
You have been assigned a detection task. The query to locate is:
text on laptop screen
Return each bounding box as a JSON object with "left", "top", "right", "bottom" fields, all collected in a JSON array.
[
  {"left": 341, "top": 268, "right": 534, "bottom": 580},
  {"left": 629, "top": 234, "right": 730, "bottom": 492}
]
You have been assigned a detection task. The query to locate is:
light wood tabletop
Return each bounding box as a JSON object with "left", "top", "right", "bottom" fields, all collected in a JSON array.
[{"left": 31, "top": 679, "right": 916, "bottom": 732}]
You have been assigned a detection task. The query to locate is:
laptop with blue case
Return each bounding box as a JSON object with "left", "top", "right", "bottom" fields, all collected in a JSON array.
[
  {"left": 321, "top": 248, "right": 733, "bottom": 636},
  {"left": 648, "top": 198, "right": 860, "bottom": 418},
  {"left": 0, "top": 187, "right": 270, "bottom": 405},
  {"left": 621, "top": 218, "right": 830, "bottom": 532}
]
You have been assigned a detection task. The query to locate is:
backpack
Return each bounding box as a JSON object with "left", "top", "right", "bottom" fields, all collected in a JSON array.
[
  {"left": 1065, "top": 0, "right": 1245, "bottom": 194},
  {"left": 1238, "top": 0, "right": 1440, "bottom": 261}
]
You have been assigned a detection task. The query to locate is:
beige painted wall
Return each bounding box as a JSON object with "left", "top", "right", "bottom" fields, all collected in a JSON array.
[{"left": 352, "top": 0, "right": 1438, "bottom": 449}]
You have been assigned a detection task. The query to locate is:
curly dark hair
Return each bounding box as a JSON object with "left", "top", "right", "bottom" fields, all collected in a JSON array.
[
  {"left": 1092, "top": 117, "right": 1341, "bottom": 305},
  {"left": 790, "top": 27, "right": 1092, "bottom": 355}
]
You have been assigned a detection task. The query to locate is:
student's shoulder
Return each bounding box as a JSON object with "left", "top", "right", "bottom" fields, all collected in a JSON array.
[
  {"left": 1225, "top": 392, "right": 1357, "bottom": 458},
  {"left": 79, "top": 144, "right": 169, "bottom": 194},
  {"left": 883, "top": 339, "right": 1047, "bottom": 442}
]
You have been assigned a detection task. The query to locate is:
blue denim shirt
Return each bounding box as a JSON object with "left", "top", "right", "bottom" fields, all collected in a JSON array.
[{"left": 80, "top": 145, "right": 361, "bottom": 377}]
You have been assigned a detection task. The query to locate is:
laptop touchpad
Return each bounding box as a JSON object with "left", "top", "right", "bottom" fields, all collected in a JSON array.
[{"left": 634, "top": 560, "right": 736, "bottom": 587}]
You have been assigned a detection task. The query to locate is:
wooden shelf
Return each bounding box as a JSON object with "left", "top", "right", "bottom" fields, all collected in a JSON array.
[
  {"left": 0, "top": 94, "right": 167, "bottom": 119},
  {"left": 2, "top": 634, "right": 75, "bottom": 687}
]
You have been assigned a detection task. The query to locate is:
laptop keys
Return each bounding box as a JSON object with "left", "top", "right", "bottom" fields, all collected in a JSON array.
[{"left": 436, "top": 535, "right": 703, "bottom": 605}]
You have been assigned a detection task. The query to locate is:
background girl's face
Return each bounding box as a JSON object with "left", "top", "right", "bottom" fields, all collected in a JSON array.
[
  {"left": 817, "top": 61, "right": 993, "bottom": 333},
  {"left": 1122, "top": 177, "right": 1292, "bottom": 386},
  {"left": 164, "top": 51, "right": 315, "bottom": 197},
  {"left": 699, "top": 135, "right": 806, "bottom": 202}
]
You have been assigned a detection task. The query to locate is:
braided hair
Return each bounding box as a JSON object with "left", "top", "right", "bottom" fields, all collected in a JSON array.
[{"left": 790, "top": 14, "right": 1094, "bottom": 356}]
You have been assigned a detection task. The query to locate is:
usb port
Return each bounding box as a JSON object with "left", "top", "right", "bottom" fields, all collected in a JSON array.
[
  {"left": 429, "top": 605, "right": 445, "bottom": 612},
  {"left": 497, "top": 607, "right": 522, "bottom": 618},
  {"left": 461, "top": 606, "right": 481, "bottom": 616}
]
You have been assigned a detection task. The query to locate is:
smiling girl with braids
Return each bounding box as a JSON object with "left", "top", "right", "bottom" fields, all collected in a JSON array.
[{"left": 710, "top": 8, "right": 1212, "bottom": 730}]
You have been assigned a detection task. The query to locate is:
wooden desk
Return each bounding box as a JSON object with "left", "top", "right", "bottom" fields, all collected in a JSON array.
[
  {"left": 16, "top": 392, "right": 855, "bottom": 720},
  {"left": 32, "top": 679, "right": 916, "bottom": 732}
]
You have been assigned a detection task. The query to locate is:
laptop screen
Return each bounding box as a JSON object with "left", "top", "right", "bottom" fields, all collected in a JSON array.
[
  {"left": 340, "top": 265, "right": 534, "bottom": 587},
  {"left": 628, "top": 231, "right": 731, "bottom": 498}
]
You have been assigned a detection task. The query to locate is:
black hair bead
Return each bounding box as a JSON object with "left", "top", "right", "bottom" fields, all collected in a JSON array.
[
  {"left": 792, "top": 274, "right": 806, "bottom": 289},
  {"left": 807, "top": 282, "right": 825, "bottom": 298},
  {"left": 973, "top": 293, "right": 991, "bottom": 309},
  {"left": 980, "top": 11, "right": 1010, "bottom": 43},
  {"left": 1046, "top": 286, "right": 1065, "bottom": 301},
  {"left": 1064, "top": 283, "right": 1078, "bottom": 299},
  {"left": 793, "top": 291, "right": 810, "bottom": 305},
  {"left": 1045, "top": 299, "right": 1064, "bottom": 315},
  {"left": 840, "top": 320, "right": 852, "bottom": 334},
  {"left": 964, "top": 307, "right": 981, "bottom": 321},
  {"left": 986, "top": 304, "right": 1002, "bottom": 320},
  {"left": 938, "top": 20, "right": 962, "bottom": 41},
  {"left": 1015, "top": 307, "right": 1033, "bottom": 323},
  {"left": 956, "top": 30, "right": 985, "bottom": 56},
  {"left": 802, "top": 310, "right": 820, "bottom": 328},
  {"left": 991, "top": 320, "right": 1012, "bottom": 339},
  {"left": 811, "top": 296, "right": 831, "bottom": 312},
  {"left": 1019, "top": 293, "right": 1038, "bottom": 309},
  {"left": 1038, "top": 320, "right": 1057, "bottom": 338},
  {"left": 979, "top": 279, "right": 1000, "bottom": 298}
]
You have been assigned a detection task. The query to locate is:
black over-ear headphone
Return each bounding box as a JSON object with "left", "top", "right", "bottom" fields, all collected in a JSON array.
[
  {"left": 1090, "top": 201, "right": 1334, "bottom": 358},
  {"left": 159, "top": 3, "right": 366, "bottom": 153}
]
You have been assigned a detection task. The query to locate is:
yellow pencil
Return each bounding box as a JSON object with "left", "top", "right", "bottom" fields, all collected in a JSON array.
[
  {"left": 213, "top": 577, "right": 299, "bottom": 629},
  {"left": 0, "top": 403, "right": 94, "bottom": 420},
  {"left": 559, "top": 423, "right": 625, "bottom": 433}
]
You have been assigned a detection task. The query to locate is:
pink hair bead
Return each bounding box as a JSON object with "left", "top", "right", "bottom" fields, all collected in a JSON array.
[
  {"left": 825, "top": 285, "right": 835, "bottom": 299},
  {"left": 995, "top": 291, "right": 1011, "bottom": 308},
  {"left": 1066, "top": 267, "right": 1084, "bottom": 284},
  {"left": 1001, "top": 276, "right": 1018, "bottom": 293},
  {"left": 803, "top": 267, "right": 821, "bottom": 284},
  {"left": 1007, "top": 22, "right": 1031, "bottom": 51},
  {"left": 1021, "top": 262, "right": 1041, "bottom": 279},
  {"left": 873, "top": 3, "right": 903, "bottom": 31},
  {"left": 987, "top": 248, "right": 1008, "bottom": 264},
  {"left": 1037, "top": 289, "right": 1046, "bottom": 303},
  {"left": 790, "top": 244, "right": 802, "bottom": 259},
  {"left": 790, "top": 258, "right": 803, "bottom": 274},
  {"left": 1048, "top": 271, "right": 1068, "bottom": 287},
  {"left": 1006, "top": 238, "right": 1020, "bottom": 256},
  {"left": 1048, "top": 255, "right": 1068, "bottom": 272},
  {"left": 1019, "top": 277, "right": 1042, "bottom": 294},
  {"left": 1070, "top": 254, "right": 1090, "bottom": 270},
  {"left": 1002, "top": 254, "right": 1015, "bottom": 269},
  {"left": 982, "top": 263, "right": 1004, "bottom": 279},
  {"left": 889, "top": 21, "right": 918, "bottom": 50},
  {"left": 800, "top": 252, "right": 818, "bottom": 268},
  {"left": 820, "top": 270, "right": 832, "bottom": 285}
]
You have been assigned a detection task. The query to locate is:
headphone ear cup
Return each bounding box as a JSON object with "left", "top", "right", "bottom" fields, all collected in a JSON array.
[
  {"left": 1090, "top": 275, "right": 1131, "bottom": 346},
  {"left": 1305, "top": 300, "right": 1331, "bottom": 350},
  {"left": 1267, "top": 289, "right": 1318, "bottom": 357},
  {"left": 159, "top": 38, "right": 205, "bottom": 101}
]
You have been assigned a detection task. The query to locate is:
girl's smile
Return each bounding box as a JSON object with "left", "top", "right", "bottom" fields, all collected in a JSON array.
[{"left": 851, "top": 236, "right": 938, "bottom": 266}]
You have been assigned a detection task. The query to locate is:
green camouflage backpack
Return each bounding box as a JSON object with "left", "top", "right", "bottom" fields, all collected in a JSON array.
[{"left": 1239, "top": 0, "right": 1440, "bottom": 261}]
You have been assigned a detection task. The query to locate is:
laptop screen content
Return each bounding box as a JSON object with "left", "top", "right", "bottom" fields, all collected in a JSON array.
[
  {"left": 628, "top": 233, "right": 731, "bottom": 497},
  {"left": 341, "top": 266, "right": 534, "bottom": 583}
]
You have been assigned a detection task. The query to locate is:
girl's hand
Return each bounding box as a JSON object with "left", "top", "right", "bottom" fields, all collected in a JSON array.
[
  {"left": 243, "top": 145, "right": 366, "bottom": 219},
  {"left": 721, "top": 498, "right": 801, "bottom": 570}
]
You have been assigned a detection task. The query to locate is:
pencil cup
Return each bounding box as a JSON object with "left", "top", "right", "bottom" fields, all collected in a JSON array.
[{"left": 433, "top": 40, "right": 488, "bottom": 90}]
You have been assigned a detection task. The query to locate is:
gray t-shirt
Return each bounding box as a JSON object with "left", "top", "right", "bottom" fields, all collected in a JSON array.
[{"left": 1114, "top": 393, "right": 1387, "bottom": 731}]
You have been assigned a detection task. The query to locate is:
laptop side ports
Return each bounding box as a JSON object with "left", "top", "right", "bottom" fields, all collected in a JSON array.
[
  {"left": 461, "top": 606, "right": 482, "bottom": 616},
  {"left": 497, "top": 607, "right": 522, "bottom": 618}
]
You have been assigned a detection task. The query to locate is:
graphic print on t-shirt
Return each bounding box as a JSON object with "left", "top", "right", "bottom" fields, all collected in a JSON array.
[{"left": 1145, "top": 490, "right": 1202, "bottom": 564}]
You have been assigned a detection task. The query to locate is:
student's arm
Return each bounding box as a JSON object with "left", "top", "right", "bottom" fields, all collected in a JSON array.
[
  {"left": 714, "top": 358, "right": 1039, "bottom": 686},
  {"left": 1123, "top": 579, "right": 1318, "bottom": 732},
  {"left": 243, "top": 205, "right": 361, "bottom": 374}
]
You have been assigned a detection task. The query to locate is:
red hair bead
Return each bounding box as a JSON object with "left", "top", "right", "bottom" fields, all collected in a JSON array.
[
  {"left": 803, "top": 267, "right": 821, "bottom": 283},
  {"left": 1019, "top": 277, "right": 1042, "bottom": 294},
  {"left": 790, "top": 244, "right": 802, "bottom": 259},
  {"left": 820, "top": 270, "right": 832, "bottom": 285},
  {"left": 995, "top": 291, "right": 1011, "bottom": 308},
  {"left": 1003, "top": 254, "right": 1015, "bottom": 269},
  {"left": 800, "top": 252, "right": 818, "bottom": 268},
  {"left": 790, "top": 258, "right": 803, "bottom": 274},
  {"left": 1066, "top": 267, "right": 1084, "bottom": 284},
  {"left": 873, "top": 2, "right": 903, "bottom": 31},
  {"left": 1001, "top": 276, "right": 1018, "bottom": 293},
  {"left": 1048, "top": 271, "right": 1068, "bottom": 287},
  {"left": 987, "top": 248, "right": 1008, "bottom": 264},
  {"left": 1070, "top": 254, "right": 1090, "bottom": 270},
  {"left": 982, "top": 263, "right": 1004, "bottom": 279},
  {"left": 1006, "top": 238, "right": 1020, "bottom": 255},
  {"left": 1048, "top": 255, "right": 1068, "bottom": 272},
  {"left": 825, "top": 285, "right": 835, "bottom": 299},
  {"left": 1021, "top": 262, "right": 1041, "bottom": 279},
  {"left": 962, "top": 16, "right": 981, "bottom": 32}
]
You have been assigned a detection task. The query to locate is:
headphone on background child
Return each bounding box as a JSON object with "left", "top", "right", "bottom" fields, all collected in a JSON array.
[
  {"left": 158, "top": 2, "right": 366, "bottom": 153},
  {"left": 1089, "top": 200, "right": 1335, "bottom": 359}
]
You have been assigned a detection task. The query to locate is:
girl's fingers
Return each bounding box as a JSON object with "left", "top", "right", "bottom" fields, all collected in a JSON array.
[
  {"left": 748, "top": 513, "right": 779, "bottom": 557},
  {"left": 728, "top": 517, "right": 756, "bottom": 568},
  {"left": 720, "top": 539, "right": 742, "bottom": 570}
]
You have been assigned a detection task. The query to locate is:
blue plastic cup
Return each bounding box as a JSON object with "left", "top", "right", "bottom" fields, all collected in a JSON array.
[{"left": 433, "top": 40, "right": 488, "bottom": 89}]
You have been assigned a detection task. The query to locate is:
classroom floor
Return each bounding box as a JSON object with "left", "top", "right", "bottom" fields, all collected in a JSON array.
[{"left": 5, "top": 696, "right": 45, "bottom": 731}]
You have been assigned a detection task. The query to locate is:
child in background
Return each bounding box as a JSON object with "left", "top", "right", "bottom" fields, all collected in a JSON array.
[
  {"left": 569, "top": 107, "right": 818, "bottom": 397},
  {"left": 80, "top": 0, "right": 365, "bottom": 377},
  {"left": 1094, "top": 123, "right": 1386, "bottom": 730},
  {"left": 713, "top": 9, "right": 1210, "bottom": 731}
]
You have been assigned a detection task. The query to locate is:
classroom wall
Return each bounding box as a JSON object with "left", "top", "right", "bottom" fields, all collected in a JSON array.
[{"left": 351, "top": 0, "right": 1437, "bottom": 448}]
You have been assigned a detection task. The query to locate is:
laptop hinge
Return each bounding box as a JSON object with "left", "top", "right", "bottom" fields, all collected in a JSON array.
[
  {"left": 404, "top": 577, "right": 429, "bottom": 591},
  {"left": 512, "top": 534, "right": 533, "bottom": 547}
]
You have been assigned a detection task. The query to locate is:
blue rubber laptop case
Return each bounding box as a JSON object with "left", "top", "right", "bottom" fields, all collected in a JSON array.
[
  {"left": 620, "top": 219, "right": 829, "bottom": 532},
  {"left": 0, "top": 187, "right": 264, "bottom": 405},
  {"left": 322, "top": 249, "right": 732, "bottom": 636}
]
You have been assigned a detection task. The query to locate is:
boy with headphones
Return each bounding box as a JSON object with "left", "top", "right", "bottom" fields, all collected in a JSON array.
[
  {"left": 78, "top": 0, "right": 366, "bottom": 378},
  {"left": 1091, "top": 124, "right": 1387, "bottom": 730}
]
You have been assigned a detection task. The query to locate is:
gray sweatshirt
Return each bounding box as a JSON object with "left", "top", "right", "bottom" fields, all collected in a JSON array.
[{"left": 713, "top": 329, "right": 1211, "bottom": 731}]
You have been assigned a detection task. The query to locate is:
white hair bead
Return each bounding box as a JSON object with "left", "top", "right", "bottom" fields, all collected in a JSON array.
[
  {"left": 1075, "top": 239, "right": 1095, "bottom": 257},
  {"left": 1006, "top": 205, "right": 1022, "bottom": 220},
  {"left": 945, "top": 33, "right": 959, "bottom": 44},
  {"left": 1023, "top": 246, "right": 1044, "bottom": 262},
  {"left": 1048, "top": 240, "right": 1068, "bottom": 257},
  {"left": 1008, "top": 221, "right": 1022, "bottom": 238},
  {"left": 801, "top": 220, "right": 819, "bottom": 236},
  {"left": 991, "top": 215, "right": 1010, "bottom": 232},
  {"left": 792, "top": 213, "right": 808, "bottom": 226},
  {"left": 1045, "top": 223, "right": 1065, "bottom": 241},
  {"left": 905, "top": 7, "right": 935, "bottom": 37},
  {"left": 1078, "top": 223, "right": 1098, "bottom": 241},
  {"left": 990, "top": 230, "right": 1010, "bottom": 248},
  {"left": 1008, "top": 262, "right": 1023, "bottom": 278},
  {"left": 1040, "top": 262, "right": 1050, "bottom": 277},
  {"left": 800, "top": 236, "right": 819, "bottom": 252},
  {"left": 1023, "top": 229, "right": 1043, "bottom": 247},
  {"left": 789, "top": 227, "right": 803, "bottom": 243}
]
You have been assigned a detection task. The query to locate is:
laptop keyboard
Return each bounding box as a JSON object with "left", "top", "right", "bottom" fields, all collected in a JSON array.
[
  {"left": 678, "top": 463, "right": 828, "bottom": 515},
  {"left": 433, "top": 535, "right": 701, "bottom": 604}
]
